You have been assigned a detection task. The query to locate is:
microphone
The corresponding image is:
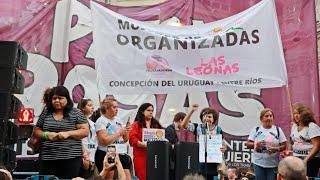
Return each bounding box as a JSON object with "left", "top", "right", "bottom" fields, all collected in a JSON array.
[
  {"left": 202, "top": 111, "right": 209, "bottom": 133},
  {"left": 202, "top": 111, "right": 208, "bottom": 123}
]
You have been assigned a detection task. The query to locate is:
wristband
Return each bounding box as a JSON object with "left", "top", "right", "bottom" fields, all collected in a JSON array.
[{"left": 43, "top": 131, "right": 49, "bottom": 141}]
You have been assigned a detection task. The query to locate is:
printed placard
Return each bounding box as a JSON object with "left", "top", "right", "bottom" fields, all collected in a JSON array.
[
  {"left": 199, "top": 134, "right": 223, "bottom": 163},
  {"left": 142, "top": 128, "right": 166, "bottom": 142}
]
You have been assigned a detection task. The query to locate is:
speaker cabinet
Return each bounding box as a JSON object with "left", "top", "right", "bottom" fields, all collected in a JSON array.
[
  {"left": 0, "top": 147, "right": 16, "bottom": 170},
  {"left": 175, "top": 142, "right": 199, "bottom": 180},
  {"left": 147, "top": 141, "right": 170, "bottom": 180},
  {"left": 0, "top": 41, "right": 27, "bottom": 93}
]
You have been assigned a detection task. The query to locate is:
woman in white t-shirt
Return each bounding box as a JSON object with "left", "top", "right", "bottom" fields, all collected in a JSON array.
[
  {"left": 77, "top": 98, "right": 97, "bottom": 178},
  {"left": 289, "top": 103, "right": 320, "bottom": 177},
  {"left": 95, "top": 97, "right": 131, "bottom": 180},
  {"left": 246, "top": 108, "right": 287, "bottom": 180}
]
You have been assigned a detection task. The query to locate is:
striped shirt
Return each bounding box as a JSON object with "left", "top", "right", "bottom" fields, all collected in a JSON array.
[{"left": 36, "top": 108, "right": 87, "bottom": 160}]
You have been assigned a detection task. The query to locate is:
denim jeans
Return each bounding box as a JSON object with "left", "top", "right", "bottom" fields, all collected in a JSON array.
[{"left": 253, "top": 164, "right": 277, "bottom": 180}]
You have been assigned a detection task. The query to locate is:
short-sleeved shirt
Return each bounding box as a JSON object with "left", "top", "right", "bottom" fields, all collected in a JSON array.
[
  {"left": 248, "top": 125, "right": 287, "bottom": 168},
  {"left": 95, "top": 115, "right": 128, "bottom": 153},
  {"left": 36, "top": 108, "right": 87, "bottom": 160},
  {"left": 291, "top": 122, "right": 320, "bottom": 158},
  {"left": 82, "top": 119, "right": 97, "bottom": 162}
]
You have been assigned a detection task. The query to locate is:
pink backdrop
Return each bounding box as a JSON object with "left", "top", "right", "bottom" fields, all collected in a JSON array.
[{"left": 0, "top": 0, "right": 318, "bottom": 167}]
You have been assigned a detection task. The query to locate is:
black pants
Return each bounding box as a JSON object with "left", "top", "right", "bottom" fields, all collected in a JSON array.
[
  {"left": 307, "top": 157, "right": 320, "bottom": 178},
  {"left": 200, "top": 163, "right": 218, "bottom": 180},
  {"left": 39, "top": 157, "right": 82, "bottom": 179}
]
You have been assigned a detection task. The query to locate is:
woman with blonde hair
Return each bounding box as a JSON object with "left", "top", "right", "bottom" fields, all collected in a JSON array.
[
  {"left": 246, "top": 108, "right": 287, "bottom": 180},
  {"left": 95, "top": 97, "right": 131, "bottom": 179}
]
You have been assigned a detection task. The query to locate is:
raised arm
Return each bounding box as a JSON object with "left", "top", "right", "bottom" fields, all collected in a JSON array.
[
  {"left": 115, "top": 154, "right": 126, "bottom": 180},
  {"left": 181, "top": 104, "right": 199, "bottom": 129}
]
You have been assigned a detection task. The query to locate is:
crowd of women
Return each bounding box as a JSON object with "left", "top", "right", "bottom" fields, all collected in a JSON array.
[{"left": 30, "top": 85, "right": 320, "bottom": 180}]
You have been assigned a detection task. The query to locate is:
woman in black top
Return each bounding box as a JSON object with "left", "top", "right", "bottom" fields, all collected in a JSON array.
[
  {"left": 165, "top": 104, "right": 198, "bottom": 180},
  {"left": 165, "top": 104, "right": 199, "bottom": 144}
]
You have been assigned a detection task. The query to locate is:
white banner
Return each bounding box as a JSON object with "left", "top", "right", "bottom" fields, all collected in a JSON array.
[{"left": 91, "top": 0, "right": 287, "bottom": 95}]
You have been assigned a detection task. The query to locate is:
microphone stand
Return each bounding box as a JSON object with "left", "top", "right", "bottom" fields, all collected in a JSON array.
[{"left": 203, "top": 114, "right": 208, "bottom": 180}]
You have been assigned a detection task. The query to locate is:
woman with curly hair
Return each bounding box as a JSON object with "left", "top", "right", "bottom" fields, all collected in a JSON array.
[
  {"left": 197, "top": 107, "right": 226, "bottom": 180},
  {"left": 290, "top": 103, "right": 320, "bottom": 177}
]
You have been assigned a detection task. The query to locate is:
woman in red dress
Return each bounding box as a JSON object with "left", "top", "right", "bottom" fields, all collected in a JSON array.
[{"left": 129, "top": 103, "right": 162, "bottom": 180}]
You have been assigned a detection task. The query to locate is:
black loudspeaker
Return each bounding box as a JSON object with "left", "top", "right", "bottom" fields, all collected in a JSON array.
[
  {"left": 18, "top": 125, "right": 33, "bottom": 140},
  {"left": 0, "top": 41, "right": 27, "bottom": 94},
  {"left": 0, "top": 93, "right": 22, "bottom": 119},
  {"left": 0, "top": 41, "right": 27, "bottom": 69},
  {"left": 0, "top": 148, "right": 16, "bottom": 170},
  {"left": 0, "top": 121, "right": 18, "bottom": 145},
  {"left": 0, "top": 93, "right": 11, "bottom": 119},
  {"left": 147, "top": 141, "right": 170, "bottom": 180},
  {"left": 175, "top": 142, "right": 200, "bottom": 180}
]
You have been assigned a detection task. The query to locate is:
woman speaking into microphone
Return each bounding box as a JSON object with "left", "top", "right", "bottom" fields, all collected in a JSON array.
[{"left": 197, "top": 107, "right": 225, "bottom": 180}]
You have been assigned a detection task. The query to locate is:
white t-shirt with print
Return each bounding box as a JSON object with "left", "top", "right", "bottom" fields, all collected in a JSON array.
[
  {"left": 248, "top": 125, "right": 287, "bottom": 168},
  {"left": 82, "top": 119, "right": 97, "bottom": 162},
  {"left": 291, "top": 122, "right": 320, "bottom": 158},
  {"left": 95, "top": 115, "right": 128, "bottom": 154}
]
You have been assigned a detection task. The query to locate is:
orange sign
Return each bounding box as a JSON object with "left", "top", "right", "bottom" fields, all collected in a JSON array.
[{"left": 18, "top": 108, "right": 34, "bottom": 124}]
